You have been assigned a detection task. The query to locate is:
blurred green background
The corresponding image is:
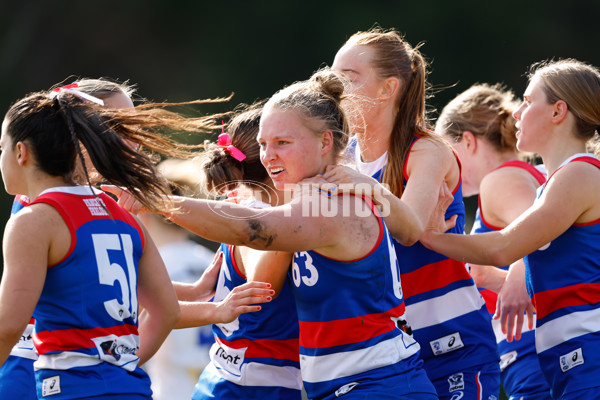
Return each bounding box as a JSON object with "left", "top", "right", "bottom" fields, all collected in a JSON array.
[{"left": 1, "top": 0, "right": 599, "bottom": 278}]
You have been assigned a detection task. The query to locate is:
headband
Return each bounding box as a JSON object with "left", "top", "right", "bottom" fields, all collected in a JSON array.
[{"left": 50, "top": 83, "right": 105, "bottom": 106}]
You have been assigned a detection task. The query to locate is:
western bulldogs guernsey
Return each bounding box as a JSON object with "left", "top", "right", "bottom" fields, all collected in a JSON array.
[
  {"left": 525, "top": 154, "right": 600, "bottom": 399},
  {"left": 351, "top": 137, "right": 498, "bottom": 382},
  {"left": 471, "top": 160, "right": 551, "bottom": 400},
  {"left": 30, "top": 187, "right": 152, "bottom": 399},
  {"left": 192, "top": 200, "right": 302, "bottom": 400},
  {"left": 0, "top": 195, "right": 37, "bottom": 400},
  {"left": 291, "top": 195, "right": 435, "bottom": 400}
]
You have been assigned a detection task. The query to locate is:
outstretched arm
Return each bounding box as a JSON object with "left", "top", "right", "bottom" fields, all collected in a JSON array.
[
  {"left": 322, "top": 165, "right": 422, "bottom": 245},
  {"left": 103, "top": 185, "right": 356, "bottom": 255},
  {"left": 421, "top": 164, "right": 590, "bottom": 266},
  {"left": 176, "top": 282, "right": 274, "bottom": 328}
]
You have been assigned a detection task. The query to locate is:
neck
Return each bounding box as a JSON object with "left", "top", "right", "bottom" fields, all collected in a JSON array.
[
  {"left": 356, "top": 107, "right": 395, "bottom": 162},
  {"left": 24, "top": 174, "right": 74, "bottom": 200},
  {"left": 541, "top": 140, "right": 588, "bottom": 176},
  {"left": 491, "top": 149, "right": 520, "bottom": 170},
  {"left": 249, "top": 182, "right": 283, "bottom": 207}
]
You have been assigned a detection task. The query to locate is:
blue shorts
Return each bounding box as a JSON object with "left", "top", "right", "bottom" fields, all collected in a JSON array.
[
  {"left": 0, "top": 355, "right": 37, "bottom": 400},
  {"left": 499, "top": 330, "right": 552, "bottom": 400},
  {"left": 431, "top": 361, "right": 500, "bottom": 400},
  {"left": 561, "top": 387, "right": 600, "bottom": 400},
  {"left": 320, "top": 364, "right": 438, "bottom": 400}
]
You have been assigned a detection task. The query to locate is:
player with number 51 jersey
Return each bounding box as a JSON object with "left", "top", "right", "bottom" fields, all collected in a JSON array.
[{"left": 30, "top": 188, "right": 151, "bottom": 398}]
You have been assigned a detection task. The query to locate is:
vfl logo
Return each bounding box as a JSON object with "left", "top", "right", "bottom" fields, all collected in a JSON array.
[{"left": 448, "top": 372, "right": 465, "bottom": 392}]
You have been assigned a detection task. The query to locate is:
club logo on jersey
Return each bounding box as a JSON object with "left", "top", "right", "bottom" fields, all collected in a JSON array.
[
  {"left": 92, "top": 334, "right": 140, "bottom": 370},
  {"left": 42, "top": 375, "right": 61, "bottom": 397},
  {"left": 100, "top": 340, "right": 122, "bottom": 361},
  {"left": 560, "top": 347, "right": 584, "bottom": 372},
  {"left": 98, "top": 339, "right": 138, "bottom": 362},
  {"left": 335, "top": 382, "right": 359, "bottom": 397},
  {"left": 211, "top": 340, "right": 247, "bottom": 381},
  {"left": 448, "top": 372, "right": 465, "bottom": 392},
  {"left": 83, "top": 197, "right": 109, "bottom": 216},
  {"left": 499, "top": 350, "right": 518, "bottom": 372},
  {"left": 430, "top": 332, "right": 465, "bottom": 356}
]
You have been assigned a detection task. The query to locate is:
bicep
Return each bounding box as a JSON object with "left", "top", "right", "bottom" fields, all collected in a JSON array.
[
  {"left": 0, "top": 215, "right": 49, "bottom": 333},
  {"left": 248, "top": 196, "right": 343, "bottom": 252},
  {"left": 499, "top": 187, "right": 580, "bottom": 260},
  {"left": 402, "top": 146, "right": 453, "bottom": 226}
]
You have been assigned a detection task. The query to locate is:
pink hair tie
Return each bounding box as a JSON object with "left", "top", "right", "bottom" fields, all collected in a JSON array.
[{"left": 217, "top": 132, "right": 246, "bottom": 162}]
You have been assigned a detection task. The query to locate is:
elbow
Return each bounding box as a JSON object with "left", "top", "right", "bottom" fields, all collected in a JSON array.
[
  {"left": 488, "top": 251, "right": 512, "bottom": 269},
  {"left": 162, "top": 301, "right": 181, "bottom": 330},
  {"left": 0, "top": 324, "right": 25, "bottom": 348},
  {"left": 469, "top": 264, "right": 486, "bottom": 287},
  {"left": 170, "top": 304, "right": 182, "bottom": 328},
  {"left": 403, "top": 226, "right": 424, "bottom": 246},
  {"left": 393, "top": 220, "right": 424, "bottom": 247}
]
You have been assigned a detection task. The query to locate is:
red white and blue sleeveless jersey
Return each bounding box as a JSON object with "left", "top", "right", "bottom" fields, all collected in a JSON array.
[
  {"left": 0, "top": 195, "right": 37, "bottom": 400},
  {"left": 471, "top": 160, "right": 551, "bottom": 399},
  {"left": 290, "top": 195, "right": 435, "bottom": 400},
  {"left": 193, "top": 241, "right": 302, "bottom": 400},
  {"left": 524, "top": 154, "right": 600, "bottom": 399},
  {"left": 10, "top": 194, "right": 30, "bottom": 214},
  {"left": 30, "top": 186, "right": 152, "bottom": 399},
  {"left": 351, "top": 136, "right": 498, "bottom": 381}
]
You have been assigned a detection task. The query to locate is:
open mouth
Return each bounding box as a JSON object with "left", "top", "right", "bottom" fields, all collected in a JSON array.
[{"left": 270, "top": 167, "right": 285, "bottom": 177}]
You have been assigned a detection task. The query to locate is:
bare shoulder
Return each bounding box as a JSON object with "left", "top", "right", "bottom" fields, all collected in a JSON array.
[
  {"left": 7, "top": 203, "right": 64, "bottom": 235},
  {"left": 480, "top": 167, "right": 540, "bottom": 226},
  {"left": 5, "top": 203, "right": 70, "bottom": 265},
  {"left": 550, "top": 160, "right": 600, "bottom": 191},
  {"left": 412, "top": 135, "right": 454, "bottom": 157},
  {"left": 541, "top": 161, "right": 600, "bottom": 224},
  {"left": 313, "top": 194, "right": 381, "bottom": 260},
  {"left": 481, "top": 166, "right": 539, "bottom": 196}
]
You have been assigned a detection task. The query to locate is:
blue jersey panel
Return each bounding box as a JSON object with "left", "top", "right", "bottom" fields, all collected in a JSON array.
[{"left": 194, "top": 243, "right": 302, "bottom": 399}]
